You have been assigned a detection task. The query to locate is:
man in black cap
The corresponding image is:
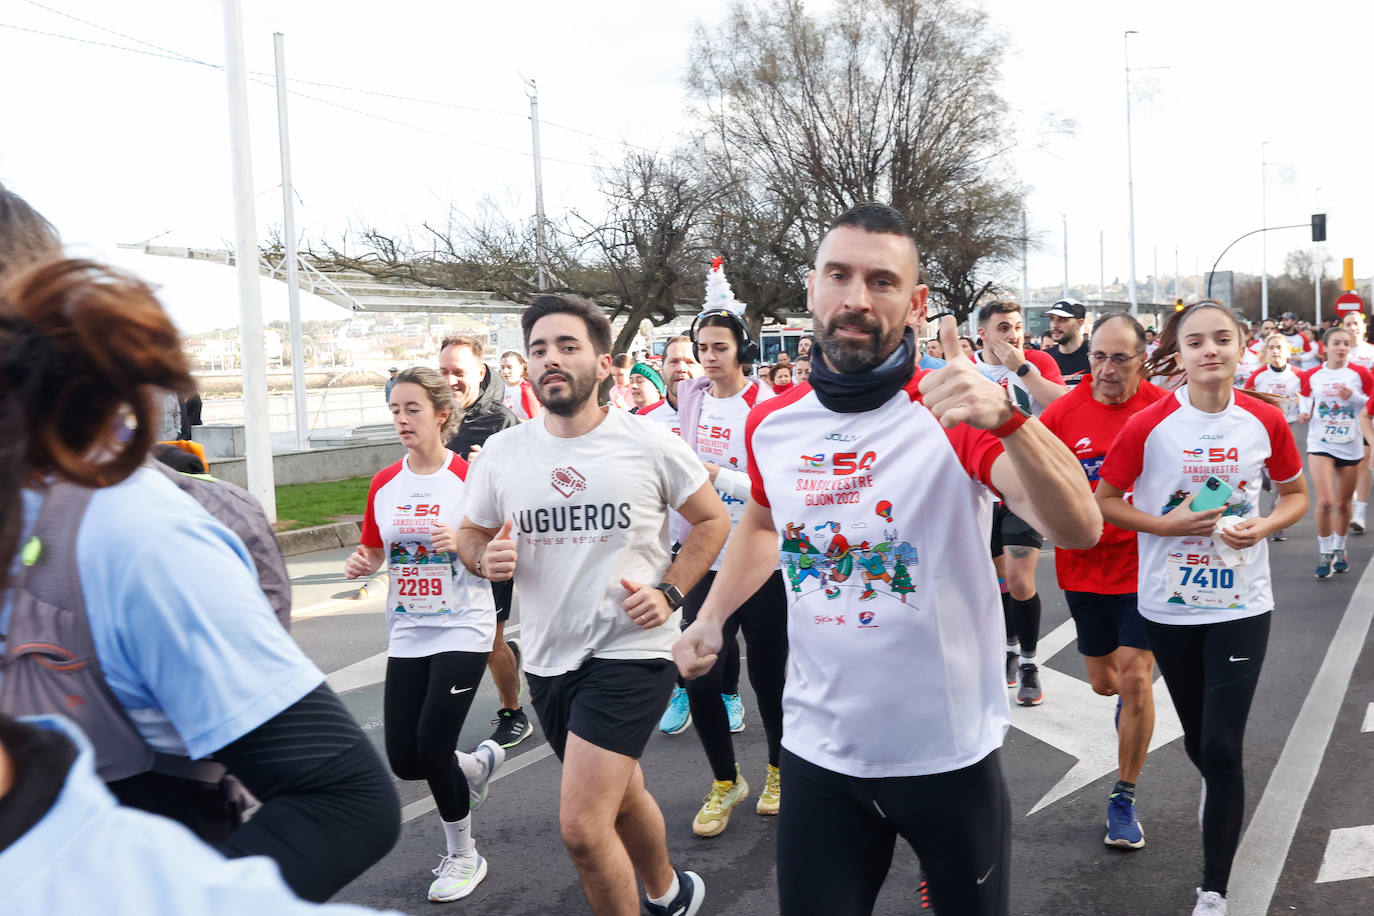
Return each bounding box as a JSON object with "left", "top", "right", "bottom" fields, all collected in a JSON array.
[
  {"left": 1277, "top": 311, "right": 1321, "bottom": 370},
  {"left": 1045, "top": 298, "right": 1090, "bottom": 387}
]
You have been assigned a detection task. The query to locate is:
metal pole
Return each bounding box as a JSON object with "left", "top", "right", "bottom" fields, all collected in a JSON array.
[
  {"left": 1021, "top": 210, "right": 1029, "bottom": 308},
  {"left": 1260, "top": 142, "right": 1269, "bottom": 321},
  {"left": 1099, "top": 230, "right": 1106, "bottom": 306},
  {"left": 1062, "top": 214, "right": 1069, "bottom": 298},
  {"left": 1152, "top": 245, "right": 1159, "bottom": 305},
  {"left": 274, "top": 33, "right": 308, "bottom": 452},
  {"left": 1315, "top": 188, "right": 1324, "bottom": 326},
  {"left": 1124, "top": 30, "right": 1140, "bottom": 317},
  {"left": 525, "top": 78, "right": 549, "bottom": 291},
  {"left": 222, "top": 0, "right": 275, "bottom": 520},
  {"left": 1195, "top": 256, "right": 1201, "bottom": 299}
]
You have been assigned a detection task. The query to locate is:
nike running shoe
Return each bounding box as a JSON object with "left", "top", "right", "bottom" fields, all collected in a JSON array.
[
  {"left": 428, "top": 852, "right": 487, "bottom": 902},
  {"left": 756, "top": 764, "right": 781, "bottom": 816},
  {"left": 644, "top": 869, "right": 706, "bottom": 916},
  {"left": 460, "top": 739, "right": 505, "bottom": 811},
  {"left": 1104, "top": 792, "right": 1145, "bottom": 848},
  {"left": 1005, "top": 650, "right": 1018, "bottom": 688},
  {"left": 723, "top": 693, "right": 745, "bottom": 733},
  {"left": 659, "top": 685, "right": 692, "bottom": 735},
  {"left": 1352, "top": 505, "right": 1367, "bottom": 533},
  {"left": 1333, "top": 549, "right": 1350, "bottom": 574},
  {"left": 1316, "top": 553, "right": 1334, "bottom": 579},
  {"left": 490, "top": 707, "right": 532, "bottom": 748},
  {"left": 1017, "top": 663, "right": 1043, "bottom": 706},
  {"left": 692, "top": 767, "right": 749, "bottom": 837},
  {"left": 1192, "top": 888, "right": 1227, "bottom": 915}
]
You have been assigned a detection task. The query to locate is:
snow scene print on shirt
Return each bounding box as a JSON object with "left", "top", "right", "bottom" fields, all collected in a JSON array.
[{"left": 781, "top": 505, "right": 917, "bottom": 610}]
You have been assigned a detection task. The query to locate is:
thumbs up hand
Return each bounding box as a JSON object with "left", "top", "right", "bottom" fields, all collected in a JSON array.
[
  {"left": 917, "top": 315, "right": 1015, "bottom": 430},
  {"left": 621, "top": 578, "right": 671, "bottom": 629},
  {"left": 482, "top": 519, "right": 518, "bottom": 581}
]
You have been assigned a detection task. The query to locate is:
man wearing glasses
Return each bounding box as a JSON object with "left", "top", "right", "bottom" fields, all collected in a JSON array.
[{"left": 1039, "top": 313, "right": 1166, "bottom": 852}]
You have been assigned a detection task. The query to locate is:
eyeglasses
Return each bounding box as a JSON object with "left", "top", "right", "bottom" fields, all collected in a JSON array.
[{"left": 1088, "top": 351, "right": 1143, "bottom": 365}]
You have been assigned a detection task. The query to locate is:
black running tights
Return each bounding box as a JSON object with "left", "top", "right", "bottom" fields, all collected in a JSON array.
[
  {"left": 383, "top": 650, "right": 489, "bottom": 821},
  {"left": 777, "top": 747, "right": 1010, "bottom": 916},
  {"left": 683, "top": 569, "right": 788, "bottom": 782},
  {"left": 1145, "top": 612, "right": 1270, "bottom": 896}
]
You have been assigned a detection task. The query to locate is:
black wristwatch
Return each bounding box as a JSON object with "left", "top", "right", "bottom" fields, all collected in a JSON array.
[
  {"left": 1015, "top": 362, "right": 1034, "bottom": 377},
  {"left": 655, "top": 582, "right": 686, "bottom": 610}
]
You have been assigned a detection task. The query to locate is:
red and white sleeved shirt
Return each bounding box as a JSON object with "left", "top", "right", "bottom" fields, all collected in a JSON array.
[
  {"left": 501, "top": 380, "right": 541, "bottom": 420},
  {"left": 361, "top": 451, "right": 496, "bottom": 657},
  {"left": 973, "top": 348, "right": 1065, "bottom": 416},
  {"left": 1244, "top": 365, "right": 1302, "bottom": 423},
  {"left": 1039, "top": 380, "right": 1168, "bottom": 595},
  {"left": 1098, "top": 387, "right": 1303, "bottom": 626},
  {"left": 1299, "top": 364, "right": 1374, "bottom": 461},
  {"left": 745, "top": 374, "right": 1007, "bottom": 778}
]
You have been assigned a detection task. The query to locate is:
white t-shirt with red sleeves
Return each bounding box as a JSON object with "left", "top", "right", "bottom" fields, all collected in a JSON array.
[
  {"left": 695, "top": 381, "right": 769, "bottom": 570},
  {"left": 973, "top": 348, "right": 1065, "bottom": 415},
  {"left": 1299, "top": 364, "right": 1374, "bottom": 461},
  {"left": 1245, "top": 365, "right": 1303, "bottom": 423},
  {"left": 635, "top": 398, "right": 681, "bottom": 435},
  {"left": 745, "top": 376, "right": 1008, "bottom": 778},
  {"left": 1098, "top": 387, "right": 1303, "bottom": 626},
  {"left": 361, "top": 451, "right": 497, "bottom": 658},
  {"left": 1348, "top": 340, "right": 1374, "bottom": 371},
  {"left": 1283, "top": 330, "right": 1322, "bottom": 370},
  {"left": 464, "top": 408, "right": 708, "bottom": 677},
  {"left": 502, "top": 380, "right": 540, "bottom": 420}
]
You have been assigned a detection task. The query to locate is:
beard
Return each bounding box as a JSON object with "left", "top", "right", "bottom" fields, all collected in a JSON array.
[
  {"left": 816, "top": 312, "right": 906, "bottom": 374},
  {"left": 533, "top": 365, "right": 599, "bottom": 416}
]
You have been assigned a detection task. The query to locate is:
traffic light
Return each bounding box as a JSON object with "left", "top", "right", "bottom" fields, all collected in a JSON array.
[
  {"left": 1175, "top": 298, "right": 1185, "bottom": 311},
  {"left": 1312, "top": 213, "right": 1327, "bottom": 242}
]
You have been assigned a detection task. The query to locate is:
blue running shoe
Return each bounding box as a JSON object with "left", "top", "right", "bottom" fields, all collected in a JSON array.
[
  {"left": 1316, "top": 553, "right": 1334, "bottom": 579},
  {"left": 1105, "top": 792, "right": 1144, "bottom": 849},
  {"left": 645, "top": 869, "right": 705, "bottom": 916},
  {"left": 1114, "top": 696, "right": 1122, "bottom": 733},
  {"left": 723, "top": 694, "right": 745, "bottom": 733},
  {"left": 659, "top": 685, "right": 692, "bottom": 735},
  {"left": 1333, "top": 549, "right": 1349, "bottom": 573}
]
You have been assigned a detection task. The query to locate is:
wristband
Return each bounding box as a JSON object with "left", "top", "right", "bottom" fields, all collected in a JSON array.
[{"left": 990, "top": 404, "right": 1031, "bottom": 438}]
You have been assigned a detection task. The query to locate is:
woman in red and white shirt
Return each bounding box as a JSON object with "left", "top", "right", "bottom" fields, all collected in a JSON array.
[
  {"left": 1341, "top": 312, "right": 1374, "bottom": 532},
  {"left": 498, "top": 350, "right": 541, "bottom": 420},
  {"left": 1245, "top": 332, "right": 1303, "bottom": 541},
  {"left": 1095, "top": 303, "right": 1308, "bottom": 913},
  {"left": 1297, "top": 326, "right": 1374, "bottom": 576},
  {"left": 344, "top": 367, "right": 501, "bottom": 903}
]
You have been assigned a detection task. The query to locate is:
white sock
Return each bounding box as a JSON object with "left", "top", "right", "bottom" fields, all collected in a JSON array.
[
  {"left": 1319, "top": 535, "right": 1334, "bottom": 553},
  {"left": 1019, "top": 652, "right": 1037, "bottom": 667},
  {"left": 648, "top": 873, "right": 680, "bottom": 907},
  {"left": 441, "top": 814, "right": 475, "bottom": 857},
  {"left": 1005, "top": 641, "right": 1019, "bottom": 654},
  {"left": 1334, "top": 534, "right": 1347, "bottom": 551},
  {"left": 1355, "top": 500, "right": 1366, "bottom": 513}
]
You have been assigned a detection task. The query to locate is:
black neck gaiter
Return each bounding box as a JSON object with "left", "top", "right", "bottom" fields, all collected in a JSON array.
[{"left": 808, "top": 328, "right": 917, "bottom": 413}]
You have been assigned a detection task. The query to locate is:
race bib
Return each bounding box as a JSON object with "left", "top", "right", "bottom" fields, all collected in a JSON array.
[
  {"left": 392, "top": 563, "right": 456, "bottom": 615},
  {"left": 1322, "top": 421, "right": 1355, "bottom": 445},
  {"left": 1165, "top": 540, "right": 1248, "bottom": 612}
]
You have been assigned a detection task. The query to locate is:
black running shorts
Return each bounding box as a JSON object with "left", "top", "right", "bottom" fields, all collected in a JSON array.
[
  {"left": 1309, "top": 451, "right": 1363, "bottom": 469},
  {"left": 1064, "top": 591, "right": 1150, "bottom": 657},
  {"left": 990, "top": 503, "right": 1044, "bottom": 557},
  {"left": 527, "top": 657, "right": 676, "bottom": 760},
  {"left": 491, "top": 578, "right": 513, "bottom": 624}
]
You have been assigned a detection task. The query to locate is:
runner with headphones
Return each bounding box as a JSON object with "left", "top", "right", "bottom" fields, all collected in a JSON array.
[{"left": 671, "top": 260, "right": 789, "bottom": 837}]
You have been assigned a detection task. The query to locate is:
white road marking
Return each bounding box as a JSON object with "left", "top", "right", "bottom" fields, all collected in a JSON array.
[
  {"left": 1362, "top": 702, "right": 1374, "bottom": 733},
  {"left": 1316, "top": 825, "right": 1374, "bottom": 883},
  {"left": 1011, "top": 619, "right": 1183, "bottom": 816},
  {"left": 1229, "top": 557, "right": 1374, "bottom": 913},
  {"left": 401, "top": 742, "right": 557, "bottom": 823}
]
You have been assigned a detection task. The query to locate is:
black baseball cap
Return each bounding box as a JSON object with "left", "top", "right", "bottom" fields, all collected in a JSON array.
[
  {"left": 1045, "top": 298, "right": 1086, "bottom": 320},
  {"left": 1280, "top": 312, "right": 1297, "bottom": 321}
]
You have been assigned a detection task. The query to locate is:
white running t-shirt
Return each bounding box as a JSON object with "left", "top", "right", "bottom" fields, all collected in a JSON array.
[
  {"left": 746, "top": 376, "right": 1009, "bottom": 778},
  {"left": 636, "top": 398, "right": 681, "bottom": 435},
  {"left": 972, "top": 348, "right": 1065, "bottom": 416},
  {"left": 465, "top": 408, "right": 708, "bottom": 676},
  {"left": 1099, "top": 387, "right": 1303, "bottom": 626},
  {"left": 361, "top": 452, "right": 496, "bottom": 658},
  {"left": 695, "top": 382, "right": 768, "bottom": 569},
  {"left": 1300, "top": 364, "right": 1374, "bottom": 461},
  {"left": 1244, "top": 365, "right": 1302, "bottom": 423}
]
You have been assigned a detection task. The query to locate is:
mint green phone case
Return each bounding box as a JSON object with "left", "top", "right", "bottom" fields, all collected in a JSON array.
[{"left": 1189, "top": 476, "right": 1233, "bottom": 513}]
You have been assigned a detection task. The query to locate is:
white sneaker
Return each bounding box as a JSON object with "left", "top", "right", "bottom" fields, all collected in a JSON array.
[
  {"left": 1192, "top": 888, "right": 1227, "bottom": 914},
  {"left": 457, "top": 739, "right": 506, "bottom": 811},
  {"left": 1353, "top": 505, "right": 1367, "bottom": 534},
  {"left": 428, "top": 852, "right": 487, "bottom": 902}
]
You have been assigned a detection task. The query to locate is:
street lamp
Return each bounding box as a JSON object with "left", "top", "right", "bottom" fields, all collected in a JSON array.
[{"left": 1124, "top": 30, "right": 1139, "bottom": 317}]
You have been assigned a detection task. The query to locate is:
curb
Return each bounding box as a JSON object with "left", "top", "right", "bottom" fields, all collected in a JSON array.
[{"left": 277, "top": 520, "right": 362, "bottom": 557}]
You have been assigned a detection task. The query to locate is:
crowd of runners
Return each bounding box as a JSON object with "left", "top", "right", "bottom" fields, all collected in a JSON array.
[{"left": 2, "top": 179, "right": 1367, "bottom": 916}]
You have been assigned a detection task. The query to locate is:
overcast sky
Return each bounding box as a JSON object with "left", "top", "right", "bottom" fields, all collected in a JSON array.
[{"left": 2, "top": 0, "right": 1369, "bottom": 333}]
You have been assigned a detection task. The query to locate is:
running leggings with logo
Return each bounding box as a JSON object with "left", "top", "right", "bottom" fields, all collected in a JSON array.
[
  {"left": 682, "top": 569, "right": 788, "bottom": 782},
  {"left": 1145, "top": 612, "right": 1270, "bottom": 896},
  {"left": 777, "top": 747, "right": 1010, "bottom": 916},
  {"left": 383, "top": 650, "right": 489, "bottom": 821}
]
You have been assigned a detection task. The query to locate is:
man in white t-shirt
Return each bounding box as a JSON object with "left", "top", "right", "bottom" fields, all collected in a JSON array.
[
  {"left": 674, "top": 203, "right": 1101, "bottom": 916},
  {"left": 636, "top": 336, "right": 701, "bottom": 436},
  {"left": 458, "top": 295, "right": 729, "bottom": 916}
]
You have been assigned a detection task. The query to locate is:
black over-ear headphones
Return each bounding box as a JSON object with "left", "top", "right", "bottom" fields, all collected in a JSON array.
[{"left": 689, "top": 308, "right": 761, "bottom": 365}]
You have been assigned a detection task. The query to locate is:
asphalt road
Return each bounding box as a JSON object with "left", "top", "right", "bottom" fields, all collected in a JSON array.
[{"left": 289, "top": 503, "right": 1374, "bottom": 916}]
